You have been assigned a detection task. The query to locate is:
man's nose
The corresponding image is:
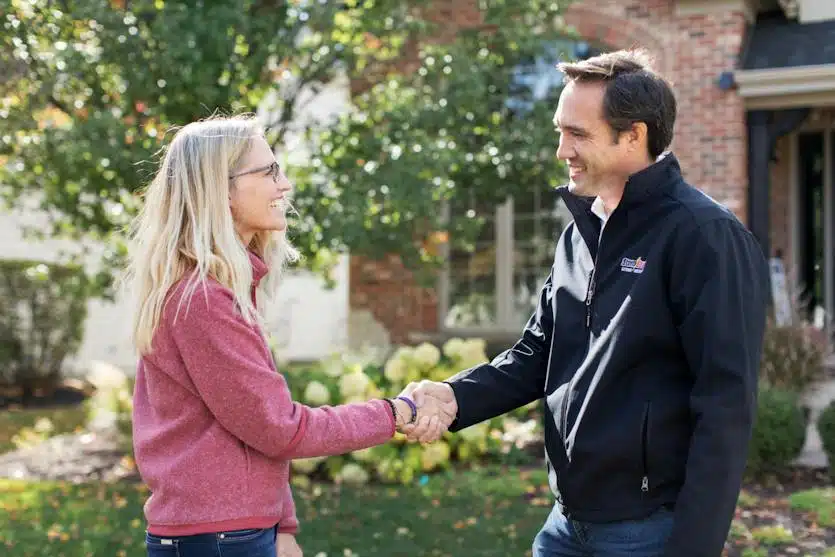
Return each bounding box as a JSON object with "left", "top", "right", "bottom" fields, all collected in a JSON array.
[{"left": 556, "top": 136, "right": 572, "bottom": 160}]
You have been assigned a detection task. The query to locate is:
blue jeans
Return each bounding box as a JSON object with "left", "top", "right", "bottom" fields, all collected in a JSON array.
[
  {"left": 533, "top": 504, "right": 674, "bottom": 557},
  {"left": 146, "top": 526, "right": 276, "bottom": 557}
]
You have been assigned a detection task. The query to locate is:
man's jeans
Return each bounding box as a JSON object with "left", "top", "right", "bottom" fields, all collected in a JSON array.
[
  {"left": 146, "top": 526, "right": 276, "bottom": 557},
  {"left": 533, "top": 504, "right": 674, "bottom": 557}
]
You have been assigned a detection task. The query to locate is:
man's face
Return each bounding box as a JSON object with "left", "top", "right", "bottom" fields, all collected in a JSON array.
[{"left": 553, "top": 80, "right": 633, "bottom": 197}]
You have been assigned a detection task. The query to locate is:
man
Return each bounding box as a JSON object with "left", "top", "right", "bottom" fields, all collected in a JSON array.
[{"left": 402, "top": 49, "right": 769, "bottom": 557}]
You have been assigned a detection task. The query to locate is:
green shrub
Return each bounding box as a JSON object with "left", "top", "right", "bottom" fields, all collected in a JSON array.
[
  {"left": 92, "top": 338, "right": 540, "bottom": 486},
  {"left": 760, "top": 317, "right": 829, "bottom": 392},
  {"left": 285, "top": 338, "right": 542, "bottom": 486},
  {"left": 746, "top": 387, "right": 806, "bottom": 478},
  {"left": 818, "top": 400, "right": 835, "bottom": 482},
  {"left": 0, "top": 259, "right": 93, "bottom": 399}
]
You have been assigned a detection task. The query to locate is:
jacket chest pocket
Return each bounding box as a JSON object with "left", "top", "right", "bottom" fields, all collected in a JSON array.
[{"left": 589, "top": 266, "right": 648, "bottom": 332}]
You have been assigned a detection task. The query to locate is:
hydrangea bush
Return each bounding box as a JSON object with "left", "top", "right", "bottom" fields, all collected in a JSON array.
[{"left": 286, "top": 338, "right": 541, "bottom": 486}]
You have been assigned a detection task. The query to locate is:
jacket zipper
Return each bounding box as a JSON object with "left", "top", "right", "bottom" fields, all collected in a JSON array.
[
  {"left": 641, "top": 402, "right": 651, "bottom": 493},
  {"left": 585, "top": 222, "right": 605, "bottom": 329},
  {"left": 563, "top": 227, "right": 605, "bottom": 441},
  {"left": 585, "top": 263, "right": 597, "bottom": 329}
]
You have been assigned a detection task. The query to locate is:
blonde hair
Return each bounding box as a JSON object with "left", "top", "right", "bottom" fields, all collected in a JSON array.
[{"left": 125, "top": 114, "right": 298, "bottom": 355}]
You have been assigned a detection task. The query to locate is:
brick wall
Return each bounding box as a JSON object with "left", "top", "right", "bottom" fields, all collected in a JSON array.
[
  {"left": 564, "top": 0, "right": 749, "bottom": 218},
  {"left": 351, "top": 0, "right": 753, "bottom": 342},
  {"left": 349, "top": 256, "right": 439, "bottom": 344}
]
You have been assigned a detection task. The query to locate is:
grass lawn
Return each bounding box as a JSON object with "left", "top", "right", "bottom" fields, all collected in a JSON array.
[
  {"left": 1, "top": 407, "right": 833, "bottom": 556},
  {"left": 0, "top": 466, "right": 553, "bottom": 557},
  {"left": 2, "top": 471, "right": 835, "bottom": 557}
]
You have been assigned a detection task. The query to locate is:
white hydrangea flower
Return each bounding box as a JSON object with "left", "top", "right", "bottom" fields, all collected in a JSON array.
[
  {"left": 392, "top": 346, "right": 415, "bottom": 363},
  {"left": 459, "top": 338, "right": 488, "bottom": 366},
  {"left": 442, "top": 337, "right": 465, "bottom": 360},
  {"left": 322, "top": 357, "right": 345, "bottom": 377},
  {"left": 337, "top": 462, "right": 370, "bottom": 485},
  {"left": 421, "top": 441, "right": 451, "bottom": 470},
  {"left": 291, "top": 456, "right": 326, "bottom": 474},
  {"left": 459, "top": 421, "right": 489, "bottom": 443},
  {"left": 384, "top": 357, "right": 407, "bottom": 382},
  {"left": 351, "top": 447, "right": 376, "bottom": 462},
  {"left": 291, "top": 475, "right": 311, "bottom": 490},
  {"left": 339, "top": 370, "right": 371, "bottom": 399},
  {"left": 33, "top": 417, "right": 54, "bottom": 433},
  {"left": 304, "top": 381, "right": 331, "bottom": 406},
  {"left": 413, "top": 342, "right": 441, "bottom": 368}
]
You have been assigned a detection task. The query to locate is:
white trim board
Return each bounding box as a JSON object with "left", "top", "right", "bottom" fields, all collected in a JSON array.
[{"left": 735, "top": 64, "right": 835, "bottom": 109}]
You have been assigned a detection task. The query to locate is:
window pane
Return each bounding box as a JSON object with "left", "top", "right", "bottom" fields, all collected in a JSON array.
[
  {"left": 512, "top": 190, "right": 570, "bottom": 328},
  {"left": 446, "top": 212, "right": 497, "bottom": 328}
]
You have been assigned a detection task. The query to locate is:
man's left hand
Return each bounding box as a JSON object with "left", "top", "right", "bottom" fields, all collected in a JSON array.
[{"left": 277, "top": 533, "right": 302, "bottom": 557}]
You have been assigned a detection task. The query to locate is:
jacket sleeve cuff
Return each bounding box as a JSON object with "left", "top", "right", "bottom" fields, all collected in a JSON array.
[{"left": 443, "top": 380, "right": 464, "bottom": 431}]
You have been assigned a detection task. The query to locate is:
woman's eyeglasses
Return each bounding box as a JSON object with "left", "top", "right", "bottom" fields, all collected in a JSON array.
[{"left": 229, "top": 161, "right": 280, "bottom": 183}]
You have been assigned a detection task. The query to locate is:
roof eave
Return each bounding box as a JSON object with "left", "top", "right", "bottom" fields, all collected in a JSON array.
[{"left": 734, "top": 64, "right": 835, "bottom": 108}]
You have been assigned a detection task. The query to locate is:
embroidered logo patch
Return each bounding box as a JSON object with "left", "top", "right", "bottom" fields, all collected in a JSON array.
[{"left": 620, "top": 257, "right": 646, "bottom": 274}]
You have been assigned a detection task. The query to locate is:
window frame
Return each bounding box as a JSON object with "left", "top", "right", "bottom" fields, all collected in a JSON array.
[{"left": 438, "top": 195, "right": 565, "bottom": 335}]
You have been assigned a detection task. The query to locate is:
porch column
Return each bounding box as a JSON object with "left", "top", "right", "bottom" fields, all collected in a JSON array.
[{"left": 747, "top": 110, "right": 771, "bottom": 258}]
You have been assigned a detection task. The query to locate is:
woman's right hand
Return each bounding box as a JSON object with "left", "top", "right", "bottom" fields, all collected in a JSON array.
[
  {"left": 276, "top": 533, "right": 302, "bottom": 557},
  {"left": 391, "top": 387, "right": 453, "bottom": 442}
]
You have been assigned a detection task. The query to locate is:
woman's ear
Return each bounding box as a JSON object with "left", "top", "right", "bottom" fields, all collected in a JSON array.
[{"left": 228, "top": 188, "right": 238, "bottom": 216}]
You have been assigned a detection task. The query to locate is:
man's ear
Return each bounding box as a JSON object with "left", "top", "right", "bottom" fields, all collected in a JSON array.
[{"left": 627, "top": 122, "right": 648, "bottom": 152}]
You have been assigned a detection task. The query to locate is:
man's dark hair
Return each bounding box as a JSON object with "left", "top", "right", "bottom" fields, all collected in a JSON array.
[{"left": 558, "top": 49, "right": 676, "bottom": 159}]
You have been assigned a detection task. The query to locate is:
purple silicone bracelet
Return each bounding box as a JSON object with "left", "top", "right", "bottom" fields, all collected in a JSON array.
[{"left": 396, "top": 396, "right": 418, "bottom": 424}]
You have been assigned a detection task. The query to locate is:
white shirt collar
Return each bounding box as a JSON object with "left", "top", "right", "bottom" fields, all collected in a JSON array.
[{"left": 591, "top": 196, "right": 608, "bottom": 224}]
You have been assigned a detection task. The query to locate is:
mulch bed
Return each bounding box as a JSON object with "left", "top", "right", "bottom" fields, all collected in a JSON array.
[
  {"left": 0, "top": 428, "right": 139, "bottom": 484},
  {"left": 727, "top": 468, "right": 834, "bottom": 556}
]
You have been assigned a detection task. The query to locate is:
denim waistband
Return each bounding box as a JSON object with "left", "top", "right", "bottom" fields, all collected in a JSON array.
[{"left": 146, "top": 525, "right": 278, "bottom": 544}]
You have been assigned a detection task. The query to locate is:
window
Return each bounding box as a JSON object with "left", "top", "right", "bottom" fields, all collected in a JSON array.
[
  {"left": 441, "top": 40, "right": 601, "bottom": 333},
  {"left": 795, "top": 129, "right": 835, "bottom": 328},
  {"left": 511, "top": 181, "right": 572, "bottom": 328},
  {"left": 441, "top": 190, "right": 572, "bottom": 332},
  {"left": 444, "top": 191, "right": 500, "bottom": 328}
]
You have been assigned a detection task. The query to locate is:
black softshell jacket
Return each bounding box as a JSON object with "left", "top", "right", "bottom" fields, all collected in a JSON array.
[{"left": 447, "top": 153, "right": 769, "bottom": 557}]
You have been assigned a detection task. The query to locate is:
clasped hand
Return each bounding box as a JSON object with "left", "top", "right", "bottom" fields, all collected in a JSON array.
[{"left": 394, "top": 380, "right": 458, "bottom": 443}]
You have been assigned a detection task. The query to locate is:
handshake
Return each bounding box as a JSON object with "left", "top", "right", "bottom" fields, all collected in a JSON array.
[{"left": 391, "top": 381, "right": 458, "bottom": 443}]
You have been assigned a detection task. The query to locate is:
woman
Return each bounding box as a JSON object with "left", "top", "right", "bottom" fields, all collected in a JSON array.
[{"left": 126, "top": 114, "right": 451, "bottom": 557}]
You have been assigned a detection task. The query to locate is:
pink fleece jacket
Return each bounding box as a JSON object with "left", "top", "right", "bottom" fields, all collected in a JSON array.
[{"left": 132, "top": 252, "right": 395, "bottom": 536}]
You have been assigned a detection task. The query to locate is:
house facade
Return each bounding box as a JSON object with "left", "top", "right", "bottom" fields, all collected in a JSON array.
[
  {"left": 351, "top": 0, "right": 835, "bottom": 352},
  {"left": 4, "top": 0, "right": 833, "bottom": 375}
]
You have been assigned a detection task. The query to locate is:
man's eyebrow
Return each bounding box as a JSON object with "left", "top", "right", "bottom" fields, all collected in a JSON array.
[{"left": 554, "top": 122, "right": 588, "bottom": 135}]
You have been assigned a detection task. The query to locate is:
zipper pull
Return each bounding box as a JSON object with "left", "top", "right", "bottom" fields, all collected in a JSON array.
[
  {"left": 641, "top": 476, "right": 649, "bottom": 492},
  {"left": 584, "top": 271, "right": 595, "bottom": 329}
]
